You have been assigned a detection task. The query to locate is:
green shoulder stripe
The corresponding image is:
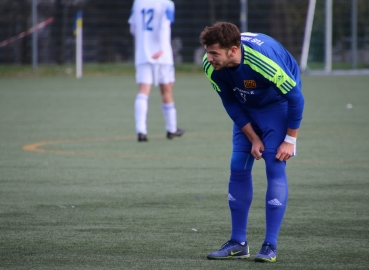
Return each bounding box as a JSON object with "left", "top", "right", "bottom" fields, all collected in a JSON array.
[
  {"left": 242, "top": 45, "right": 296, "bottom": 94},
  {"left": 202, "top": 54, "right": 221, "bottom": 92}
]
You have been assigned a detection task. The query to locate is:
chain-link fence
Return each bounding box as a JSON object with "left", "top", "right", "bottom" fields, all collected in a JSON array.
[{"left": 0, "top": 0, "right": 368, "bottom": 69}]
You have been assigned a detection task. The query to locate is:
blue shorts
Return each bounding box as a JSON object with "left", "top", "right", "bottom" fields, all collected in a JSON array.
[{"left": 232, "top": 107, "right": 289, "bottom": 154}]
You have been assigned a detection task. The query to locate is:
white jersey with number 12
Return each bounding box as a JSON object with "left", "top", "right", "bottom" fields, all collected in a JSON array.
[{"left": 128, "top": 0, "right": 174, "bottom": 65}]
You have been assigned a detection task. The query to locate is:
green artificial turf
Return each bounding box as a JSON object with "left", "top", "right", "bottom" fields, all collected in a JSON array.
[{"left": 0, "top": 71, "right": 368, "bottom": 269}]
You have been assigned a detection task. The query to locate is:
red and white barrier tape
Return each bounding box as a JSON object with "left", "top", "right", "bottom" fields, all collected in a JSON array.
[{"left": 0, "top": 17, "right": 54, "bottom": 48}]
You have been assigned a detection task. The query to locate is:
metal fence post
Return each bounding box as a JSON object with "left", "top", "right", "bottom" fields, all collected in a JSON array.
[
  {"left": 32, "top": 0, "right": 38, "bottom": 70},
  {"left": 325, "top": 0, "right": 332, "bottom": 72},
  {"left": 351, "top": 0, "right": 357, "bottom": 69}
]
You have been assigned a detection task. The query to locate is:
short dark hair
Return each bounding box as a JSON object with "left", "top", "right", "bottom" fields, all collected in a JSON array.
[{"left": 199, "top": 21, "right": 241, "bottom": 49}]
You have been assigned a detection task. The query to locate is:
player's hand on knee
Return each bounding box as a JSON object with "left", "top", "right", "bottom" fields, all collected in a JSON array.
[
  {"left": 251, "top": 140, "right": 265, "bottom": 160},
  {"left": 276, "top": 142, "right": 294, "bottom": 161}
]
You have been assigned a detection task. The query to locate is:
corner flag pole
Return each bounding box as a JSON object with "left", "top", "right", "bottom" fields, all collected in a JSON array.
[
  {"left": 240, "top": 0, "right": 248, "bottom": 33},
  {"left": 74, "top": 11, "right": 83, "bottom": 78}
]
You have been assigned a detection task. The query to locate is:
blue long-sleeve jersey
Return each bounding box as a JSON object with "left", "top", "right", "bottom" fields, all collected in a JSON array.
[{"left": 203, "top": 32, "right": 304, "bottom": 130}]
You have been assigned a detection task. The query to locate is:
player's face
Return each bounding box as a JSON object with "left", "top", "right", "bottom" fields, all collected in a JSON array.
[{"left": 204, "top": 44, "right": 233, "bottom": 70}]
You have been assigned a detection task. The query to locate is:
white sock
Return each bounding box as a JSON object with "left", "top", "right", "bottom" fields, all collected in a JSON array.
[
  {"left": 162, "top": 102, "right": 177, "bottom": 133},
  {"left": 135, "top": 93, "right": 148, "bottom": 134}
]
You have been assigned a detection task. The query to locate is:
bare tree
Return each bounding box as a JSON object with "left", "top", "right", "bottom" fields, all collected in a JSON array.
[{"left": 269, "top": 0, "right": 308, "bottom": 59}]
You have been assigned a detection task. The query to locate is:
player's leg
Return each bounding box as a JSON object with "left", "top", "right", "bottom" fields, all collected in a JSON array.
[
  {"left": 135, "top": 64, "right": 153, "bottom": 141},
  {"left": 251, "top": 107, "right": 289, "bottom": 262},
  {"left": 207, "top": 124, "right": 253, "bottom": 260},
  {"left": 159, "top": 81, "right": 176, "bottom": 133},
  {"left": 254, "top": 152, "right": 287, "bottom": 263},
  {"left": 158, "top": 64, "right": 183, "bottom": 139},
  {"left": 263, "top": 153, "right": 288, "bottom": 246},
  {"left": 228, "top": 151, "right": 254, "bottom": 244}
]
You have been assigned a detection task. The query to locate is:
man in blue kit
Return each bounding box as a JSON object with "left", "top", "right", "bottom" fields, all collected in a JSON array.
[{"left": 200, "top": 22, "right": 304, "bottom": 262}]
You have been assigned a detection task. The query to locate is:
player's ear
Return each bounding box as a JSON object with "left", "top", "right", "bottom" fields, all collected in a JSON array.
[{"left": 230, "top": 46, "right": 238, "bottom": 57}]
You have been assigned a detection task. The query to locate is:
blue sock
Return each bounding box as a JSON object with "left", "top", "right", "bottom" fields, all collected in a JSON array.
[
  {"left": 262, "top": 153, "right": 289, "bottom": 248},
  {"left": 228, "top": 151, "right": 254, "bottom": 244}
]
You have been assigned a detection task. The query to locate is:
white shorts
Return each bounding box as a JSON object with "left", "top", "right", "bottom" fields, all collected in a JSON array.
[{"left": 135, "top": 63, "right": 175, "bottom": 86}]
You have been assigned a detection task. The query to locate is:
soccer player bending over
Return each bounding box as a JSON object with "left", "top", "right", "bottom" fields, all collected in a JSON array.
[
  {"left": 128, "top": 0, "right": 184, "bottom": 142},
  {"left": 200, "top": 22, "right": 304, "bottom": 262}
]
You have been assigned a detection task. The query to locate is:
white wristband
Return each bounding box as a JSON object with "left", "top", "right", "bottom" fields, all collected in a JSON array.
[{"left": 284, "top": 135, "right": 296, "bottom": 144}]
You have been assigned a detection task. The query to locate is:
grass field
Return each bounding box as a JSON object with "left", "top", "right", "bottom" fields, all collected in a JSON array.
[{"left": 1, "top": 68, "right": 369, "bottom": 269}]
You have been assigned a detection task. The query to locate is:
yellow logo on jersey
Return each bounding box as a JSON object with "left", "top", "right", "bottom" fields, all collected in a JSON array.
[{"left": 244, "top": 80, "right": 256, "bottom": 88}]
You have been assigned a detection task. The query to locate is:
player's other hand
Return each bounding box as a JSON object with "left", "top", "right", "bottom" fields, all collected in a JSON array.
[
  {"left": 276, "top": 141, "right": 294, "bottom": 161},
  {"left": 152, "top": 51, "right": 163, "bottom": 59},
  {"left": 251, "top": 138, "right": 264, "bottom": 160}
]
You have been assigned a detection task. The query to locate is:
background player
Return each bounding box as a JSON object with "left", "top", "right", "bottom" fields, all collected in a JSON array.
[
  {"left": 199, "top": 22, "right": 304, "bottom": 262},
  {"left": 128, "top": 0, "right": 184, "bottom": 142}
]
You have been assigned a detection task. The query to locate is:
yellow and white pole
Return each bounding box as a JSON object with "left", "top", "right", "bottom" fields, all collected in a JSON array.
[{"left": 75, "top": 11, "right": 83, "bottom": 79}]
